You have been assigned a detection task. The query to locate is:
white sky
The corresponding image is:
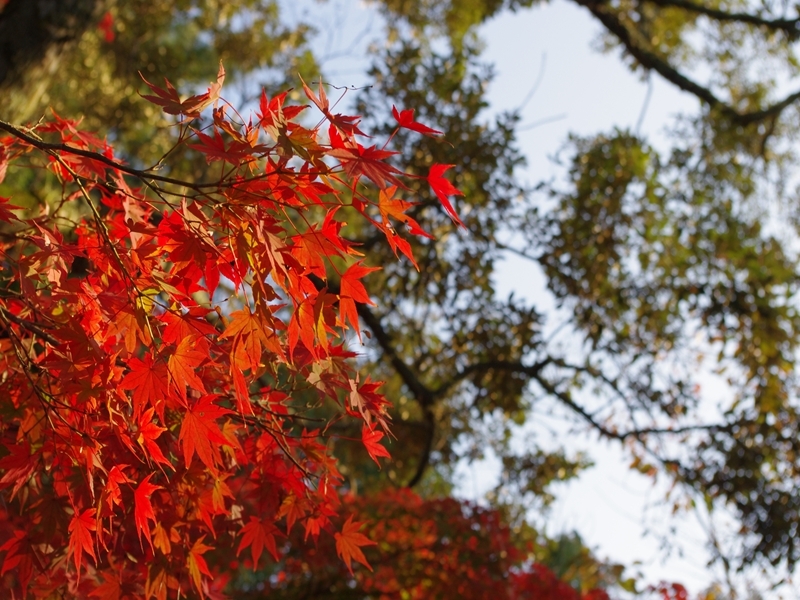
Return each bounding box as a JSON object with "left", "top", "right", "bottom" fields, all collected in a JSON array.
[{"left": 283, "top": 0, "right": 795, "bottom": 596}]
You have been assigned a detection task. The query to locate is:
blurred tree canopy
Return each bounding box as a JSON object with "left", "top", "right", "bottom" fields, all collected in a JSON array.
[{"left": 4, "top": 0, "right": 800, "bottom": 596}]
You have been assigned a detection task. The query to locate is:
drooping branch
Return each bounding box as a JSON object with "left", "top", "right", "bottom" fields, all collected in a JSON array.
[
  {"left": 0, "top": 120, "right": 250, "bottom": 191},
  {"left": 575, "top": 0, "right": 800, "bottom": 125},
  {"left": 643, "top": 0, "right": 800, "bottom": 39}
]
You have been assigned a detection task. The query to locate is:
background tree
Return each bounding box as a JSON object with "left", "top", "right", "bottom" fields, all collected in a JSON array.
[{"left": 326, "top": 0, "right": 800, "bottom": 593}]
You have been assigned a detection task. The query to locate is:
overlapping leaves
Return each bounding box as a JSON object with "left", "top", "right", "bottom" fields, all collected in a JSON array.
[{"left": 0, "top": 66, "right": 462, "bottom": 597}]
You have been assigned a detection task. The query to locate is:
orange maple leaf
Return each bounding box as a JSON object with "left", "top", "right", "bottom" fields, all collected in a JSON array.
[
  {"left": 335, "top": 515, "right": 376, "bottom": 575},
  {"left": 187, "top": 536, "right": 213, "bottom": 594},
  {"left": 89, "top": 571, "right": 122, "bottom": 600},
  {"left": 221, "top": 308, "right": 277, "bottom": 372},
  {"left": 167, "top": 336, "right": 208, "bottom": 398}
]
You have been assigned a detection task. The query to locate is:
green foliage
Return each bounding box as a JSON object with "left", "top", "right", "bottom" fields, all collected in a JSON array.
[{"left": 37, "top": 0, "right": 317, "bottom": 163}]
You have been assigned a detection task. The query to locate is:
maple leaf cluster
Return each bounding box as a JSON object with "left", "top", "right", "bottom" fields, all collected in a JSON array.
[
  {"left": 246, "top": 488, "right": 612, "bottom": 600},
  {"left": 0, "top": 65, "right": 464, "bottom": 598}
]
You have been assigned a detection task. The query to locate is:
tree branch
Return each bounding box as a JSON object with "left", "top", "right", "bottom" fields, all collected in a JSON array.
[
  {"left": 575, "top": 0, "right": 800, "bottom": 125},
  {"left": 354, "top": 303, "right": 438, "bottom": 488},
  {"left": 644, "top": 0, "right": 800, "bottom": 39},
  {"left": 441, "top": 355, "right": 731, "bottom": 442},
  {"left": 0, "top": 119, "right": 333, "bottom": 193},
  {"left": 433, "top": 358, "right": 550, "bottom": 398},
  {"left": 355, "top": 302, "right": 437, "bottom": 408}
]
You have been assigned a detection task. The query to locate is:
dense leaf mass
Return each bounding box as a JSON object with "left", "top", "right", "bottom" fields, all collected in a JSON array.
[
  {"left": 0, "top": 71, "right": 466, "bottom": 597},
  {"left": 231, "top": 488, "right": 611, "bottom": 600}
]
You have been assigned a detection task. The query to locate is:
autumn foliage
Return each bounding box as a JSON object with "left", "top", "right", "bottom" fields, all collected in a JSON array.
[
  {"left": 244, "top": 487, "right": 612, "bottom": 600},
  {"left": 0, "top": 64, "right": 612, "bottom": 599}
]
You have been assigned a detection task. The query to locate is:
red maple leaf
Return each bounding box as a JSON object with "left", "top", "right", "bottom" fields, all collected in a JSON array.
[
  {"left": 338, "top": 262, "right": 379, "bottom": 340},
  {"left": 168, "top": 336, "right": 208, "bottom": 398},
  {"left": 0, "top": 441, "right": 36, "bottom": 498},
  {"left": 362, "top": 425, "right": 391, "bottom": 465},
  {"left": 103, "top": 465, "right": 132, "bottom": 510},
  {"left": 427, "top": 164, "right": 465, "bottom": 227},
  {"left": 136, "top": 407, "right": 171, "bottom": 468},
  {"left": 68, "top": 508, "right": 97, "bottom": 575},
  {"left": 134, "top": 474, "right": 160, "bottom": 552},
  {"left": 237, "top": 516, "right": 282, "bottom": 569},
  {"left": 392, "top": 105, "right": 442, "bottom": 136},
  {"left": 335, "top": 515, "right": 376, "bottom": 575},
  {"left": 119, "top": 352, "right": 169, "bottom": 419},
  {"left": 179, "top": 395, "right": 231, "bottom": 470},
  {"left": 258, "top": 90, "right": 306, "bottom": 129},
  {"left": 0, "top": 196, "right": 21, "bottom": 223},
  {"left": 340, "top": 262, "right": 379, "bottom": 305},
  {"left": 140, "top": 63, "right": 224, "bottom": 119},
  {"left": 329, "top": 144, "right": 403, "bottom": 189}
]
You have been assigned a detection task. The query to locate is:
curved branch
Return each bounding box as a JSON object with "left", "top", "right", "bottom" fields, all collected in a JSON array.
[
  {"left": 404, "top": 407, "right": 435, "bottom": 488},
  {"left": 442, "top": 356, "right": 732, "bottom": 442},
  {"left": 644, "top": 0, "right": 800, "bottom": 39},
  {"left": 356, "top": 302, "right": 437, "bottom": 408},
  {"left": 575, "top": 0, "right": 800, "bottom": 125}
]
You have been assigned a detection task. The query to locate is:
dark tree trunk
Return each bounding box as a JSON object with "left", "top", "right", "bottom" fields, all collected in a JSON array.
[{"left": 0, "top": 0, "right": 103, "bottom": 123}]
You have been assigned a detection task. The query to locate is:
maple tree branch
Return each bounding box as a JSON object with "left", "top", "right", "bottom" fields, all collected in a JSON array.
[
  {"left": 575, "top": 0, "right": 800, "bottom": 125},
  {"left": 0, "top": 307, "right": 58, "bottom": 346},
  {"left": 403, "top": 407, "right": 435, "bottom": 489},
  {"left": 229, "top": 412, "right": 316, "bottom": 478},
  {"left": 530, "top": 367, "right": 732, "bottom": 442},
  {"left": 443, "top": 356, "right": 731, "bottom": 442},
  {"left": 0, "top": 120, "right": 303, "bottom": 194},
  {"left": 0, "top": 120, "right": 219, "bottom": 190}
]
